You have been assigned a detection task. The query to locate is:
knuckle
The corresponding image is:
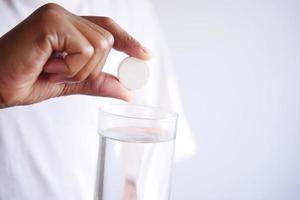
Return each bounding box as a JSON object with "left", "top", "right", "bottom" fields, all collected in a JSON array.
[
  {"left": 82, "top": 45, "right": 94, "bottom": 58},
  {"left": 99, "top": 17, "right": 115, "bottom": 45},
  {"left": 96, "top": 29, "right": 114, "bottom": 52},
  {"left": 34, "top": 4, "right": 66, "bottom": 47},
  {"left": 94, "top": 38, "right": 109, "bottom": 52},
  {"left": 37, "top": 3, "right": 62, "bottom": 18},
  {"left": 103, "top": 31, "right": 114, "bottom": 47},
  {"left": 35, "top": 3, "right": 65, "bottom": 29},
  {"left": 40, "top": 3, "right": 61, "bottom": 10}
]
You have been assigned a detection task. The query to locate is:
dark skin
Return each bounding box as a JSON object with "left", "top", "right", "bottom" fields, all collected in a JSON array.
[{"left": 0, "top": 3, "right": 151, "bottom": 108}]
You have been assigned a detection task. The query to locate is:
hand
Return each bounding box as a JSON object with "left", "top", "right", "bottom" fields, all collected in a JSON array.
[{"left": 0, "top": 3, "right": 151, "bottom": 108}]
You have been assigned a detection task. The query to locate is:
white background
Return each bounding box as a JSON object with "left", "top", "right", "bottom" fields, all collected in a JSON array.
[{"left": 152, "top": 0, "right": 300, "bottom": 199}]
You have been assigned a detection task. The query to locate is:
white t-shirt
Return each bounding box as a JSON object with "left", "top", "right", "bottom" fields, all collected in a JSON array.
[{"left": 0, "top": 0, "right": 196, "bottom": 199}]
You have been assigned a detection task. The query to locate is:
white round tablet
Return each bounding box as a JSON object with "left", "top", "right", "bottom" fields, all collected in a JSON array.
[{"left": 118, "top": 57, "right": 150, "bottom": 90}]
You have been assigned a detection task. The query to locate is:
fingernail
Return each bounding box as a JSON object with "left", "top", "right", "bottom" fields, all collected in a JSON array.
[{"left": 141, "top": 46, "right": 152, "bottom": 59}]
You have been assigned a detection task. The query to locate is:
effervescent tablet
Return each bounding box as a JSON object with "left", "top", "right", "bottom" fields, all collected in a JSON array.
[{"left": 118, "top": 57, "right": 149, "bottom": 90}]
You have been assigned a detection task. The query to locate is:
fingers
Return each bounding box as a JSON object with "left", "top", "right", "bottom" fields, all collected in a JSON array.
[
  {"left": 82, "top": 16, "right": 152, "bottom": 60},
  {"left": 0, "top": 3, "right": 146, "bottom": 107},
  {"left": 43, "top": 23, "right": 94, "bottom": 78},
  {"left": 59, "top": 73, "right": 132, "bottom": 101},
  {"left": 44, "top": 15, "right": 114, "bottom": 82},
  {"left": 69, "top": 17, "right": 114, "bottom": 81},
  {"left": 41, "top": 11, "right": 148, "bottom": 102},
  {"left": 44, "top": 14, "right": 151, "bottom": 84}
]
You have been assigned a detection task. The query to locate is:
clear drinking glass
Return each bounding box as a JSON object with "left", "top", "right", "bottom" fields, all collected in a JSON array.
[{"left": 94, "top": 104, "right": 178, "bottom": 200}]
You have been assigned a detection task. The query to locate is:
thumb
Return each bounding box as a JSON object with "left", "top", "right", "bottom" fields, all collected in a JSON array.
[{"left": 59, "top": 73, "right": 132, "bottom": 101}]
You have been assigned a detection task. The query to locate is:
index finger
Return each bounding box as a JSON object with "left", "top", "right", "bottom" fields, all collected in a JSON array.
[{"left": 82, "top": 16, "right": 152, "bottom": 60}]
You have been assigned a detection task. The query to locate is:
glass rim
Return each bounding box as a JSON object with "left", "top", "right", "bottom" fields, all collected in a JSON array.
[{"left": 98, "top": 103, "right": 178, "bottom": 122}]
